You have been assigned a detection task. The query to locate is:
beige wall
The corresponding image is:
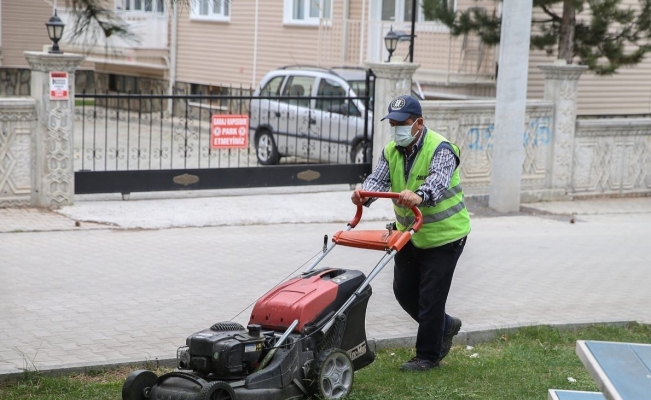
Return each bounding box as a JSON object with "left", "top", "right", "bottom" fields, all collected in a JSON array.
[
  {"left": 528, "top": 49, "right": 651, "bottom": 116},
  {"left": 176, "top": 1, "right": 348, "bottom": 89},
  {"left": 1, "top": 0, "right": 53, "bottom": 68}
]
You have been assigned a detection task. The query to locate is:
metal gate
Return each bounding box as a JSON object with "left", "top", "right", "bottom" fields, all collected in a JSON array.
[{"left": 73, "top": 69, "right": 375, "bottom": 194}]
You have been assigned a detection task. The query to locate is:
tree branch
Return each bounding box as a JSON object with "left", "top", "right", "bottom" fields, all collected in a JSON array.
[{"left": 540, "top": 4, "right": 562, "bottom": 21}]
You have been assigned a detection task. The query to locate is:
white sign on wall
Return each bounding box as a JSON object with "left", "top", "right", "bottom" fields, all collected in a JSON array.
[{"left": 49, "top": 71, "right": 69, "bottom": 100}]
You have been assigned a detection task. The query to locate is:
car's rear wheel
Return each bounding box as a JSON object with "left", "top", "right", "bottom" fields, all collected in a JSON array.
[{"left": 256, "top": 130, "right": 280, "bottom": 165}]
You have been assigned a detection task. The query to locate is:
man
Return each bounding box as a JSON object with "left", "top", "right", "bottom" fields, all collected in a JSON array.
[{"left": 351, "top": 95, "right": 470, "bottom": 371}]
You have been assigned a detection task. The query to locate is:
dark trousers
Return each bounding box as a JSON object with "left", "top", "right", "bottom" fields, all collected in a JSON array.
[{"left": 393, "top": 236, "right": 467, "bottom": 362}]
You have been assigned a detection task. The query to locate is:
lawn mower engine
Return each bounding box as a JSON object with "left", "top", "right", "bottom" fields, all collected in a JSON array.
[
  {"left": 122, "top": 268, "right": 376, "bottom": 400},
  {"left": 179, "top": 321, "right": 267, "bottom": 376}
]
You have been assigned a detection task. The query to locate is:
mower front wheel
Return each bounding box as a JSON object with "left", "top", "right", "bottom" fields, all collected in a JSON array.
[
  {"left": 197, "top": 380, "right": 236, "bottom": 400},
  {"left": 309, "top": 348, "right": 354, "bottom": 399},
  {"left": 122, "top": 370, "right": 157, "bottom": 400}
]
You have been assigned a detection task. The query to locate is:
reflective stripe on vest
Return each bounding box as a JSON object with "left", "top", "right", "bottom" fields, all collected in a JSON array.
[
  {"left": 385, "top": 129, "right": 471, "bottom": 248},
  {"left": 395, "top": 200, "right": 467, "bottom": 227},
  {"left": 392, "top": 184, "right": 463, "bottom": 207}
]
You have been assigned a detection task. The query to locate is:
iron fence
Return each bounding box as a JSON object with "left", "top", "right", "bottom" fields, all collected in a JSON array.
[{"left": 73, "top": 71, "right": 375, "bottom": 193}]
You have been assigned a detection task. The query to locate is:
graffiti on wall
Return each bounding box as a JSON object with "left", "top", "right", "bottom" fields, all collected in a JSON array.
[{"left": 466, "top": 117, "right": 551, "bottom": 151}]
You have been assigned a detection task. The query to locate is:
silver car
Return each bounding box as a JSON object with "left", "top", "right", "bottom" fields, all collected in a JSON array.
[{"left": 249, "top": 66, "right": 374, "bottom": 165}]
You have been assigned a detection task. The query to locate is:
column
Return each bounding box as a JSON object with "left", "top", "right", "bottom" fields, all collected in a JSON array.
[
  {"left": 24, "top": 51, "right": 85, "bottom": 208},
  {"left": 539, "top": 62, "right": 588, "bottom": 192},
  {"left": 364, "top": 62, "right": 419, "bottom": 169},
  {"left": 488, "top": 0, "right": 533, "bottom": 213}
]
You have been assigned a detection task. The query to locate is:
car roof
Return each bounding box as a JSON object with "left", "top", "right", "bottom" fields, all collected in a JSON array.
[{"left": 274, "top": 65, "right": 368, "bottom": 82}]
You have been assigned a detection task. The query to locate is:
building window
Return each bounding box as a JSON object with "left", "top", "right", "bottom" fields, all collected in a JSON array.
[
  {"left": 380, "top": 0, "right": 457, "bottom": 22},
  {"left": 284, "top": 0, "right": 332, "bottom": 25},
  {"left": 191, "top": 0, "right": 231, "bottom": 22},
  {"left": 108, "top": 74, "right": 139, "bottom": 93},
  {"left": 190, "top": 84, "right": 230, "bottom": 109},
  {"left": 121, "top": 0, "right": 165, "bottom": 13}
]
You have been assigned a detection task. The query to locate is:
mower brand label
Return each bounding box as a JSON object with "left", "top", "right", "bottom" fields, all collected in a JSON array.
[
  {"left": 245, "top": 343, "right": 262, "bottom": 353},
  {"left": 347, "top": 341, "right": 367, "bottom": 361}
]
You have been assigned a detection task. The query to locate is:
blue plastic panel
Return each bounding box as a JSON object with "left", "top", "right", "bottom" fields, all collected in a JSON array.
[
  {"left": 551, "top": 389, "right": 605, "bottom": 400},
  {"left": 585, "top": 341, "right": 651, "bottom": 400}
]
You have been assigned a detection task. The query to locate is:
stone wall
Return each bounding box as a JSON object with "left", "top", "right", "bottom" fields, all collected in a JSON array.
[
  {"left": 75, "top": 70, "right": 98, "bottom": 93},
  {"left": 420, "top": 100, "right": 651, "bottom": 200},
  {"left": 76, "top": 71, "right": 170, "bottom": 113},
  {"left": 573, "top": 118, "right": 651, "bottom": 197},
  {"left": 0, "top": 69, "right": 31, "bottom": 96},
  {"left": 0, "top": 98, "right": 37, "bottom": 207},
  {"left": 421, "top": 100, "right": 555, "bottom": 197},
  {"left": 174, "top": 81, "right": 253, "bottom": 121}
]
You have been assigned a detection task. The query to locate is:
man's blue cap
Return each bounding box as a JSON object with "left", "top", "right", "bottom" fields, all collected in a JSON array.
[{"left": 381, "top": 95, "right": 422, "bottom": 122}]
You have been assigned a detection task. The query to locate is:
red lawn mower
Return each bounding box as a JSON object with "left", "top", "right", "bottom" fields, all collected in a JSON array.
[{"left": 122, "top": 191, "right": 422, "bottom": 400}]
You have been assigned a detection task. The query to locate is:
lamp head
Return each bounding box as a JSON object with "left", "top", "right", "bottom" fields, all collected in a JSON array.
[{"left": 46, "top": 10, "right": 66, "bottom": 54}]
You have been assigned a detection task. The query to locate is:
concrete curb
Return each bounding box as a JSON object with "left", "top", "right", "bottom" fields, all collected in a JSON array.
[
  {"left": 369, "top": 320, "right": 636, "bottom": 353},
  {"left": 0, "top": 320, "right": 637, "bottom": 383}
]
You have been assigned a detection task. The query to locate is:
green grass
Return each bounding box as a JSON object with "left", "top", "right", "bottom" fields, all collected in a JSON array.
[
  {"left": 74, "top": 99, "right": 95, "bottom": 107},
  {"left": 1, "top": 323, "right": 650, "bottom": 400}
]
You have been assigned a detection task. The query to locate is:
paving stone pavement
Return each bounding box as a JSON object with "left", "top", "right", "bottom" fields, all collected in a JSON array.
[
  {"left": 1, "top": 195, "right": 650, "bottom": 375},
  {"left": 0, "top": 208, "right": 112, "bottom": 233}
]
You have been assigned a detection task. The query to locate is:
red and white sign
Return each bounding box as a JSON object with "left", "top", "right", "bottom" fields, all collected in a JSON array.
[
  {"left": 211, "top": 114, "right": 249, "bottom": 149},
  {"left": 49, "top": 71, "right": 69, "bottom": 100}
]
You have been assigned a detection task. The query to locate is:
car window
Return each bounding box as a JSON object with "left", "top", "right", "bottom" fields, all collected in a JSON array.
[
  {"left": 347, "top": 79, "right": 373, "bottom": 112},
  {"left": 260, "top": 76, "right": 284, "bottom": 96},
  {"left": 281, "top": 76, "right": 314, "bottom": 108},
  {"left": 317, "top": 78, "right": 361, "bottom": 116},
  {"left": 316, "top": 79, "right": 346, "bottom": 113}
]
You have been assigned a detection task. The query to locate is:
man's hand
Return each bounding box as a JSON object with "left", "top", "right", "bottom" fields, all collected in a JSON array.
[
  {"left": 397, "top": 189, "right": 423, "bottom": 208},
  {"left": 351, "top": 188, "right": 369, "bottom": 206}
]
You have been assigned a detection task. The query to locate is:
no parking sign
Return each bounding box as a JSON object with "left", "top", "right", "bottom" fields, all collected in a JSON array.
[
  {"left": 211, "top": 115, "right": 249, "bottom": 149},
  {"left": 49, "top": 71, "right": 69, "bottom": 100}
]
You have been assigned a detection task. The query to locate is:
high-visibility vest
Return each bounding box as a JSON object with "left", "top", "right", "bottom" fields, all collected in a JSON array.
[{"left": 385, "top": 129, "right": 471, "bottom": 248}]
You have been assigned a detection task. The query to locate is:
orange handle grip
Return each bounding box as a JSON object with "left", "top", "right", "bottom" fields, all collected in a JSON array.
[
  {"left": 349, "top": 191, "right": 423, "bottom": 232},
  {"left": 391, "top": 232, "right": 413, "bottom": 252}
]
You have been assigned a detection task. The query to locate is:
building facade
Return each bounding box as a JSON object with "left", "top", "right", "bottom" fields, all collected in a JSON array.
[{"left": 1, "top": 0, "right": 650, "bottom": 116}]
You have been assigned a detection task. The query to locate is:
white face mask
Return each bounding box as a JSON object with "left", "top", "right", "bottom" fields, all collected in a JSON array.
[{"left": 390, "top": 120, "right": 418, "bottom": 147}]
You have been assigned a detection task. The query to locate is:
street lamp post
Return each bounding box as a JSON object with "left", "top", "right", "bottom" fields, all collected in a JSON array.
[
  {"left": 409, "top": 0, "right": 417, "bottom": 62},
  {"left": 45, "top": 9, "right": 66, "bottom": 54}
]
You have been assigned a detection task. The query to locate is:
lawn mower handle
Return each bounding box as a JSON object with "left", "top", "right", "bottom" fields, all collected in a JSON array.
[
  {"left": 349, "top": 191, "right": 423, "bottom": 232},
  {"left": 305, "top": 191, "right": 423, "bottom": 274}
]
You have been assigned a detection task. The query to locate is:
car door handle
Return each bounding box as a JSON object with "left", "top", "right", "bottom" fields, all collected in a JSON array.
[
  {"left": 274, "top": 111, "right": 281, "bottom": 118},
  {"left": 309, "top": 118, "right": 317, "bottom": 125}
]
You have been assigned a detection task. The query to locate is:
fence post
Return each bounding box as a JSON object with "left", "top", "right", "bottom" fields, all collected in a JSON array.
[
  {"left": 364, "top": 62, "right": 419, "bottom": 169},
  {"left": 538, "top": 62, "right": 587, "bottom": 194},
  {"left": 24, "top": 51, "right": 85, "bottom": 208}
]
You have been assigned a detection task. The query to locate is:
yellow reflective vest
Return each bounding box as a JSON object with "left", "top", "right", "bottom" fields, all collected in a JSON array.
[{"left": 385, "top": 129, "right": 471, "bottom": 248}]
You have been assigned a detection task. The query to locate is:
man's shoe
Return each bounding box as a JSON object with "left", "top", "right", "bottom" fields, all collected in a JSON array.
[
  {"left": 440, "top": 317, "right": 462, "bottom": 361},
  {"left": 399, "top": 356, "right": 439, "bottom": 372}
]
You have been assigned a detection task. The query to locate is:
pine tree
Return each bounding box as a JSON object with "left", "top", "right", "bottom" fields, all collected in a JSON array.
[
  {"left": 61, "top": 0, "right": 193, "bottom": 48},
  {"left": 422, "top": 0, "right": 651, "bottom": 75},
  {"left": 63, "top": 0, "right": 132, "bottom": 46}
]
